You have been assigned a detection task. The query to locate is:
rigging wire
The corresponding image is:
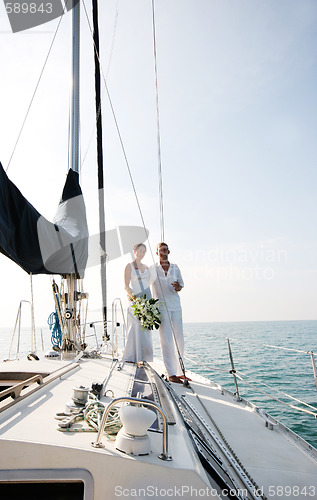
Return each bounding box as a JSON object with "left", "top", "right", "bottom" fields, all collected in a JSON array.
[
  {"left": 151, "top": 0, "right": 165, "bottom": 242},
  {"left": 81, "top": 1, "right": 148, "bottom": 246},
  {"left": 81, "top": 0, "right": 119, "bottom": 167},
  {"left": 105, "top": 0, "right": 119, "bottom": 82},
  {"left": 81, "top": 1, "right": 187, "bottom": 379},
  {"left": 5, "top": 8, "right": 67, "bottom": 173},
  {"left": 81, "top": 1, "right": 167, "bottom": 274}
]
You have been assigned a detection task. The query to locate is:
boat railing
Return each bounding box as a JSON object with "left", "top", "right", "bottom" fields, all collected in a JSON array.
[
  {"left": 227, "top": 338, "right": 317, "bottom": 418},
  {"left": 185, "top": 338, "right": 317, "bottom": 420},
  {"left": 91, "top": 396, "right": 171, "bottom": 460},
  {"left": 8, "top": 300, "right": 36, "bottom": 360},
  {"left": 111, "top": 298, "right": 127, "bottom": 359},
  {"left": 257, "top": 342, "right": 317, "bottom": 393},
  {"left": 226, "top": 338, "right": 242, "bottom": 401},
  {"left": 86, "top": 322, "right": 101, "bottom": 349}
]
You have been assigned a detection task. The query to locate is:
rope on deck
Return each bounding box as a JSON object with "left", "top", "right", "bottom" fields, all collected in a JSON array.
[{"left": 56, "top": 397, "right": 122, "bottom": 438}]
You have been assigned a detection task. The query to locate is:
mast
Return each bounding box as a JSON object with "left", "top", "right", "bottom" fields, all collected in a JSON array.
[
  {"left": 70, "top": 0, "right": 80, "bottom": 174},
  {"left": 92, "top": 0, "right": 108, "bottom": 341},
  {"left": 66, "top": 0, "right": 80, "bottom": 350}
]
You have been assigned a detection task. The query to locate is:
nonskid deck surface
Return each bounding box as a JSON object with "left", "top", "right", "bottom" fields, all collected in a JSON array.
[{"left": 150, "top": 360, "right": 317, "bottom": 500}]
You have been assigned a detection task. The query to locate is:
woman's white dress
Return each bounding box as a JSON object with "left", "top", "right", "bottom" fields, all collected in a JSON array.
[{"left": 122, "top": 264, "right": 153, "bottom": 362}]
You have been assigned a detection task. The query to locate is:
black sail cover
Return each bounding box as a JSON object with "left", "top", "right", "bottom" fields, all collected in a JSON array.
[{"left": 0, "top": 163, "right": 88, "bottom": 276}]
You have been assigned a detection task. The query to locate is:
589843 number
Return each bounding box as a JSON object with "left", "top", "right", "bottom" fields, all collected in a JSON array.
[
  {"left": 5, "top": 3, "right": 53, "bottom": 14},
  {"left": 268, "top": 486, "right": 316, "bottom": 497}
]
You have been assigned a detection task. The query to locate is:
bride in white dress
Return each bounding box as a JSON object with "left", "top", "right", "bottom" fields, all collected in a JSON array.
[{"left": 122, "top": 243, "right": 153, "bottom": 363}]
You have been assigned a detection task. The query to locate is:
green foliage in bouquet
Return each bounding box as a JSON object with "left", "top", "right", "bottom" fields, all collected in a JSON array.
[{"left": 130, "top": 295, "right": 161, "bottom": 330}]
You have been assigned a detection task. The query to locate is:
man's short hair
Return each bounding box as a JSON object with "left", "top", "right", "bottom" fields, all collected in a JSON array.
[{"left": 157, "top": 242, "right": 169, "bottom": 251}]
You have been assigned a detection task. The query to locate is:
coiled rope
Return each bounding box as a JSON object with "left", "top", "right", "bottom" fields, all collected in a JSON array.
[
  {"left": 56, "top": 398, "right": 122, "bottom": 439},
  {"left": 48, "top": 311, "right": 62, "bottom": 347}
]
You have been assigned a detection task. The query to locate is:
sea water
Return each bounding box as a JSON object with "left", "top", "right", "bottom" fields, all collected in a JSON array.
[
  {"left": 181, "top": 320, "right": 317, "bottom": 449},
  {"left": 1, "top": 320, "right": 316, "bottom": 448}
]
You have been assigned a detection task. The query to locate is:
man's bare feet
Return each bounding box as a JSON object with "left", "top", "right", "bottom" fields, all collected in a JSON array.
[
  {"left": 168, "top": 375, "right": 182, "bottom": 383},
  {"left": 179, "top": 375, "right": 192, "bottom": 381}
]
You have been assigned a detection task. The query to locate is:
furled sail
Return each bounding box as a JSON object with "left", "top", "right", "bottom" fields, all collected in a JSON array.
[{"left": 0, "top": 163, "right": 88, "bottom": 277}]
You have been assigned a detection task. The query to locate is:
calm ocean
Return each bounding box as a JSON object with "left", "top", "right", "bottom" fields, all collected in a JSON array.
[{"left": 1, "top": 320, "right": 317, "bottom": 448}]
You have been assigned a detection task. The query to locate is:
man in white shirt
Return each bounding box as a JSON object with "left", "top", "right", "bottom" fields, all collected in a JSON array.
[{"left": 151, "top": 242, "right": 185, "bottom": 383}]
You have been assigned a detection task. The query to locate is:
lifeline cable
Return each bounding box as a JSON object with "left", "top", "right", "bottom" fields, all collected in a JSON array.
[{"left": 186, "top": 348, "right": 317, "bottom": 417}]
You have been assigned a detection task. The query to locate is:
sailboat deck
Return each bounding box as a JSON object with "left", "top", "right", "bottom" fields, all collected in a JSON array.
[
  {"left": 0, "top": 356, "right": 210, "bottom": 499},
  {"left": 151, "top": 361, "right": 317, "bottom": 500},
  {"left": 0, "top": 356, "right": 317, "bottom": 499}
]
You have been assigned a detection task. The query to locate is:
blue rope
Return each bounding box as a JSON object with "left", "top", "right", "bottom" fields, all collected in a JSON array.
[{"left": 48, "top": 295, "right": 62, "bottom": 346}]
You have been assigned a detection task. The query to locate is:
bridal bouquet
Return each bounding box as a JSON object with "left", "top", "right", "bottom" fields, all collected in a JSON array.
[{"left": 130, "top": 295, "right": 161, "bottom": 330}]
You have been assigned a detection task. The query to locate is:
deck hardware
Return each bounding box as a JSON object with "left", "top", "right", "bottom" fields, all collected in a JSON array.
[
  {"left": 309, "top": 351, "right": 317, "bottom": 393},
  {"left": 88, "top": 322, "right": 100, "bottom": 349},
  {"left": 265, "top": 420, "right": 278, "bottom": 430},
  {"left": 183, "top": 378, "right": 190, "bottom": 387},
  {"left": 116, "top": 404, "right": 156, "bottom": 455},
  {"left": 257, "top": 409, "right": 279, "bottom": 430},
  {"left": 91, "top": 382, "right": 103, "bottom": 399},
  {"left": 73, "top": 386, "right": 89, "bottom": 405},
  {"left": 9, "top": 300, "right": 36, "bottom": 360},
  {"left": 112, "top": 298, "right": 127, "bottom": 358},
  {"left": 0, "top": 374, "right": 43, "bottom": 400},
  {"left": 27, "top": 353, "right": 40, "bottom": 361},
  {"left": 91, "top": 396, "right": 172, "bottom": 460},
  {"left": 227, "top": 338, "right": 242, "bottom": 401},
  {"left": 65, "top": 309, "right": 73, "bottom": 320}
]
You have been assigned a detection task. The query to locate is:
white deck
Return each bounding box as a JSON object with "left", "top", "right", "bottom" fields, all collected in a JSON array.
[
  {"left": 152, "top": 360, "right": 317, "bottom": 500},
  {"left": 0, "top": 356, "right": 316, "bottom": 499},
  {"left": 0, "top": 357, "right": 211, "bottom": 499}
]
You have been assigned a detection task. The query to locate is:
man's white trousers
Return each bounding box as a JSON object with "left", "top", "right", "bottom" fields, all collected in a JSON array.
[{"left": 158, "top": 308, "right": 184, "bottom": 377}]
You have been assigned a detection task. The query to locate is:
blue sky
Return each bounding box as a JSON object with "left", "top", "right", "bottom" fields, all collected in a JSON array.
[{"left": 0, "top": 0, "right": 316, "bottom": 327}]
